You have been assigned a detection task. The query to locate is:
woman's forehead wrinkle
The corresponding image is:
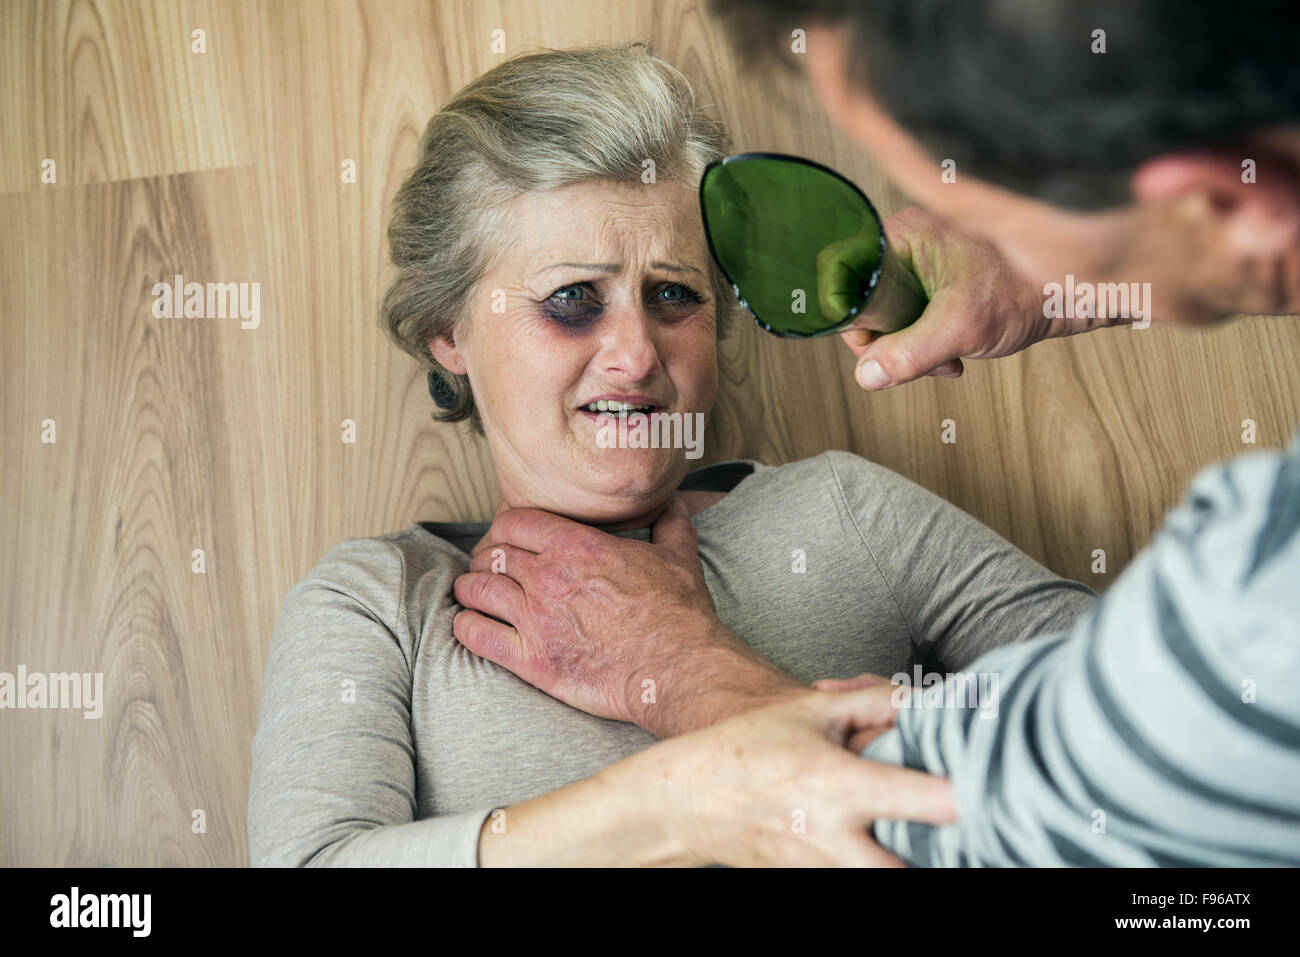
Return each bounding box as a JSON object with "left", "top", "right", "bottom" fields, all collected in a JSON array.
[{"left": 514, "top": 183, "right": 709, "bottom": 280}]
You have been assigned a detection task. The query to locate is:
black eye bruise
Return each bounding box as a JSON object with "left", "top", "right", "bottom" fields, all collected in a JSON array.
[
  {"left": 543, "top": 284, "right": 600, "bottom": 327},
  {"left": 544, "top": 307, "right": 599, "bottom": 330},
  {"left": 541, "top": 281, "right": 704, "bottom": 329}
]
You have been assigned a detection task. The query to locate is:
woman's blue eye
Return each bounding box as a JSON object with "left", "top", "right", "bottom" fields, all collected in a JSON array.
[
  {"left": 545, "top": 284, "right": 593, "bottom": 309},
  {"left": 547, "top": 285, "right": 597, "bottom": 311},
  {"left": 657, "top": 282, "right": 704, "bottom": 306},
  {"left": 542, "top": 281, "right": 704, "bottom": 327}
]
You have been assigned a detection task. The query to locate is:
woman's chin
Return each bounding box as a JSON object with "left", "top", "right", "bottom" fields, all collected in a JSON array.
[{"left": 555, "top": 453, "right": 685, "bottom": 522}]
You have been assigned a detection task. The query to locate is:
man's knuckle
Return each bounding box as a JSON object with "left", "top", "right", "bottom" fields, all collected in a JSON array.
[
  {"left": 567, "top": 534, "right": 602, "bottom": 565},
  {"left": 536, "top": 562, "right": 574, "bottom": 598},
  {"left": 889, "top": 342, "right": 925, "bottom": 378},
  {"left": 468, "top": 573, "right": 491, "bottom": 602},
  {"left": 950, "top": 322, "right": 982, "bottom": 355}
]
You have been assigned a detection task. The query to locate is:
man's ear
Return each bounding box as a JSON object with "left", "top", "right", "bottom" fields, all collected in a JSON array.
[
  {"left": 1131, "top": 149, "right": 1300, "bottom": 258},
  {"left": 428, "top": 332, "right": 467, "bottom": 376}
]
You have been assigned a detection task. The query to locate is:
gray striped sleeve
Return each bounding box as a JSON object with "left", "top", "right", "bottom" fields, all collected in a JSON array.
[{"left": 863, "top": 430, "right": 1300, "bottom": 866}]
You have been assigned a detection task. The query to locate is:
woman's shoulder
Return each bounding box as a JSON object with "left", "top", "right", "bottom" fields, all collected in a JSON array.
[
  {"left": 730, "top": 449, "right": 911, "bottom": 495},
  {"left": 292, "top": 524, "right": 454, "bottom": 584},
  {"left": 279, "top": 525, "right": 467, "bottom": 635},
  {"left": 709, "top": 450, "right": 950, "bottom": 532}
]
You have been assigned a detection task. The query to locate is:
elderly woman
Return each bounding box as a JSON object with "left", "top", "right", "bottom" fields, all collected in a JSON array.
[{"left": 247, "top": 43, "right": 1095, "bottom": 866}]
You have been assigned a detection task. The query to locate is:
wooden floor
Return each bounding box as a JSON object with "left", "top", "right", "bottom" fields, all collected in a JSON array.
[{"left": 2, "top": 0, "right": 1297, "bottom": 866}]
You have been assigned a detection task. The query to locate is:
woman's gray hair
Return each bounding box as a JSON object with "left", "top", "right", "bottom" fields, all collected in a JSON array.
[{"left": 380, "top": 42, "right": 735, "bottom": 435}]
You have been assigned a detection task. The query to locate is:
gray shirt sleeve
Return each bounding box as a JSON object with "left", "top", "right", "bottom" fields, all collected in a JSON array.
[
  {"left": 824, "top": 450, "right": 1097, "bottom": 671},
  {"left": 864, "top": 433, "right": 1300, "bottom": 866},
  {"left": 247, "top": 538, "right": 494, "bottom": 866}
]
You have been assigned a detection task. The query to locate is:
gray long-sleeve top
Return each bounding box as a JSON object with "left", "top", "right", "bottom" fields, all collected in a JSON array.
[{"left": 248, "top": 450, "right": 1096, "bottom": 866}]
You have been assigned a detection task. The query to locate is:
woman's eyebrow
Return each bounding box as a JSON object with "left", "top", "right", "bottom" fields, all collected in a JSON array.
[{"left": 537, "top": 261, "right": 704, "bottom": 276}]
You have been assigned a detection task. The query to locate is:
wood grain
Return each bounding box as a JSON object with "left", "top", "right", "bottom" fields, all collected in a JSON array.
[{"left": 2, "top": 0, "right": 1297, "bottom": 865}]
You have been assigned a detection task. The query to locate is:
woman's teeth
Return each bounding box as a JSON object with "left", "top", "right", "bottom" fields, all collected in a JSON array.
[{"left": 584, "top": 400, "right": 655, "bottom": 414}]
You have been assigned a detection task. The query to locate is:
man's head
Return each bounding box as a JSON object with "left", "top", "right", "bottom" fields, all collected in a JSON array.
[{"left": 709, "top": 0, "right": 1300, "bottom": 323}]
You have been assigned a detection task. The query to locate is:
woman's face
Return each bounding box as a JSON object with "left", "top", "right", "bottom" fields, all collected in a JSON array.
[{"left": 430, "top": 179, "right": 720, "bottom": 525}]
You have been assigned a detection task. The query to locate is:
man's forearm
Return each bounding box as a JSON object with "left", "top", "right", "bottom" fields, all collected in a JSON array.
[{"left": 626, "top": 621, "right": 808, "bottom": 738}]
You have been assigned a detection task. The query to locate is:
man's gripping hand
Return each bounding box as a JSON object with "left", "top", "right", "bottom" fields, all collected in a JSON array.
[{"left": 453, "top": 495, "right": 805, "bottom": 738}]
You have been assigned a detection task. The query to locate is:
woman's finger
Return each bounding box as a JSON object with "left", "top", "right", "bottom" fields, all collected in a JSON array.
[
  {"left": 851, "top": 834, "right": 910, "bottom": 868},
  {"left": 813, "top": 672, "right": 893, "bottom": 691},
  {"left": 846, "top": 725, "right": 892, "bottom": 754},
  {"left": 833, "top": 754, "right": 958, "bottom": 826}
]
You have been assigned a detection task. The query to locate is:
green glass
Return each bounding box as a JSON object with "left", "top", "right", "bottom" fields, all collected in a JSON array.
[{"left": 699, "top": 153, "right": 888, "bottom": 338}]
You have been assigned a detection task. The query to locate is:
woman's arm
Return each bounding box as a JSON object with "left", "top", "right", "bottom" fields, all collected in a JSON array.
[
  {"left": 476, "top": 751, "right": 692, "bottom": 866},
  {"left": 482, "top": 685, "right": 958, "bottom": 867},
  {"left": 249, "top": 540, "right": 485, "bottom": 865},
  {"left": 824, "top": 450, "right": 1097, "bottom": 671}
]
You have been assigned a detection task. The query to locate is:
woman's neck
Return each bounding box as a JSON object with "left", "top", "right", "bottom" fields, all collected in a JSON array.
[{"left": 468, "top": 489, "right": 725, "bottom": 558}]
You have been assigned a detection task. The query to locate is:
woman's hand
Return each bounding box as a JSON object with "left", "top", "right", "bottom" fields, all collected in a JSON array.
[
  {"left": 637, "top": 683, "right": 956, "bottom": 866},
  {"left": 813, "top": 672, "right": 899, "bottom": 751},
  {"left": 477, "top": 680, "right": 952, "bottom": 867}
]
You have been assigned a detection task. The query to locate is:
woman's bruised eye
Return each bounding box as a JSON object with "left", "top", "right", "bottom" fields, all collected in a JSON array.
[
  {"left": 543, "top": 283, "right": 601, "bottom": 327},
  {"left": 542, "top": 281, "right": 706, "bottom": 328}
]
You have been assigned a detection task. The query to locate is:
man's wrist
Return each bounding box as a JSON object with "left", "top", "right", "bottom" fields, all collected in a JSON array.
[{"left": 627, "top": 622, "right": 807, "bottom": 738}]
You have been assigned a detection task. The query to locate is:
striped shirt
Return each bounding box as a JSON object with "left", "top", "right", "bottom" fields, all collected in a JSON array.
[{"left": 864, "top": 429, "right": 1300, "bottom": 866}]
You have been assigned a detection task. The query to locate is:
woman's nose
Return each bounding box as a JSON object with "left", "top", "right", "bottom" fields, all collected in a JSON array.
[{"left": 596, "top": 306, "right": 663, "bottom": 381}]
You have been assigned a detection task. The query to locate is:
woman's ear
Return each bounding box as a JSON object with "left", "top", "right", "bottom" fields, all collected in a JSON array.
[{"left": 428, "top": 333, "right": 467, "bottom": 375}]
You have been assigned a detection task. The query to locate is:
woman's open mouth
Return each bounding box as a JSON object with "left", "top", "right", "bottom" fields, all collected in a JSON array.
[{"left": 577, "top": 398, "right": 662, "bottom": 420}]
